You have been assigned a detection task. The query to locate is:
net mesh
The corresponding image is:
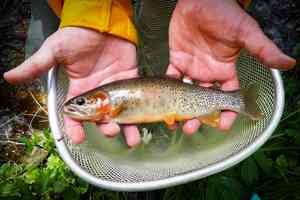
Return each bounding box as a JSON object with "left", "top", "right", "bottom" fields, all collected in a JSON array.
[
  {"left": 54, "top": 0, "right": 275, "bottom": 184},
  {"left": 55, "top": 51, "right": 274, "bottom": 183}
]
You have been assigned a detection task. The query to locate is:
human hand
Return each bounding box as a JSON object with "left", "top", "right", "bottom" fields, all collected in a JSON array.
[
  {"left": 4, "top": 27, "right": 141, "bottom": 147},
  {"left": 167, "top": 0, "right": 296, "bottom": 134}
]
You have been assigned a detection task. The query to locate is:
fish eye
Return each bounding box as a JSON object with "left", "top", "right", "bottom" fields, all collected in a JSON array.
[{"left": 75, "top": 97, "right": 86, "bottom": 105}]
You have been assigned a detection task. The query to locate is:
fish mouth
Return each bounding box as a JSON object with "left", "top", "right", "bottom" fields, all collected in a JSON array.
[
  {"left": 63, "top": 104, "right": 89, "bottom": 118},
  {"left": 63, "top": 104, "right": 106, "bottom": 122}
]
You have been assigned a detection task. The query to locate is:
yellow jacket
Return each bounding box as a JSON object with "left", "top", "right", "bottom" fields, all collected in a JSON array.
[{"left": 47, "top": 0, "right": 138, "bottom": 45}]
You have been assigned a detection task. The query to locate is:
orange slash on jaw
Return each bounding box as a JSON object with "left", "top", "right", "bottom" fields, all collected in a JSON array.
[
  {"left": 95, "top": 91, "right": 113, "bottom": 116},
  {"left": 110, "top": 103, "right": 123, "bottom": 118},
  {"left": 94, "top": 91, "right": 109, "bottom": 100}
]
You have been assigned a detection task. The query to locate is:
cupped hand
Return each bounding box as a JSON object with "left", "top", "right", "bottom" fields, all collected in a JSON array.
[
  {"left": 4, "top": 27, "right": 141, "bottom": 147},
  {"left": 167, "top": 0, "right": 296, "bottom": 134}
]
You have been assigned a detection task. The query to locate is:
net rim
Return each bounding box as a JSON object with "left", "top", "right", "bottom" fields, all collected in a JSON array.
[{"left": 48, "top": 67, "right": 284, "bottom": 192}]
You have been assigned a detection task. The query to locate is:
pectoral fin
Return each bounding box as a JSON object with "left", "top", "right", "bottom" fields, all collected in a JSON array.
[
  {"left": 110, "top": 103, "right": 124, "bottom": 117},
  {"left": 198, "top": 111, "right": 220, "bottom": 128}
]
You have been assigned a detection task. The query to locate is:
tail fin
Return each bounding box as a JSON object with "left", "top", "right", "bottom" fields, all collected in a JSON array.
[{"left": 240, "top": 85, "right": 263, "bottom": 120}]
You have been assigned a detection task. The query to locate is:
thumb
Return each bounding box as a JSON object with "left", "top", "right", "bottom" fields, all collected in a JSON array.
[
  {"left": 239, "top": 16, "right": 296, "bottom": 70},
  {"left": 166, "top": 63, "right": 183, "bottom": 79},
  {"left": 4, "top": 38, "right": 57, "bottom": 84}
]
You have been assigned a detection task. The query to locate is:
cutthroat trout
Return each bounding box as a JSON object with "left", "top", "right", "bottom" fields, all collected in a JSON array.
[{"left": 63, "top": 77, "right": 262, "bottom": 127}]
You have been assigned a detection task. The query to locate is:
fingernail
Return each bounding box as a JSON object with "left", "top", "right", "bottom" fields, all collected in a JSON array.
[
  {"left": 183, "top": 119, "right": 200, "bottom": 135},
  {"left": 70, "top": 134, "right": 86, "bottom": 144},
  {"left": 128, "top": 137, "right": 141, "bottom": 148},
  {"left": 282, "top": 55, "right": 296, "bottom": 68}
]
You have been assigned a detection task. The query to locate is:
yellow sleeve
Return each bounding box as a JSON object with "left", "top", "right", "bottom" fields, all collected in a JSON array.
[
  {"left": 237, "top": 0, "right": 252, "bottom": 9},
  {"left": 47, "top": 0, "right": 63, "bottom": 17},
  {"left": 47, "top": 0, "right": 138, "bottom": 45}
]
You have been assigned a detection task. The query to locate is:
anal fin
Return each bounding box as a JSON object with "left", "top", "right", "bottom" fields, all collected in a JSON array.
[
  {"left": 163, "top": 112, "right": 177, "bottom": 126},
  {"left": 198, "top": 111, "right": 220, "bottom": 128}
]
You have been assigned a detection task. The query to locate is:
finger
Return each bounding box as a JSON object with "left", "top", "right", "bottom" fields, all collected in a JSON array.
[
  {"left": 4, "top": 38, "right": 56, "bottom": 84},
  {"left": 219, "top": 111, "right": 237, "bottom": 131},
  {"left": 182, "top": 119, "right": 201, "bottom": 136},
  {"left": 123, "top": 125, "right": 141, "bottom": 147},
  {"left": 67, "top": 78, "right": 99, "bottom": 100},
  {"left": 64, "top": 116, "right": 86, "bottom": 144},
  {"left": 219, "top": 77, "right": 240, "bottom": 130},
  {"left": 198, "top": 82, "right": 214, "bottom": 88},
  {"left": 239, "top": 16, "right": 296, "bottom": 70},
  {"left": 97, "top": 122, "right": 121, "bottom": 137},
  {"left": 220, "top": 77, "right": 240, "bottom": 91},
  {"left": 66, "top": 68, "right": 139, "bottom": 100},
  {"left": 168, "top": 51, "right": 193, "bottom": 76},
  {"left": 100, "top": 68, "right": 138, "bottom": 85},
  {"left": 166, "top": 64, "right": 182, "bottom": 79}
]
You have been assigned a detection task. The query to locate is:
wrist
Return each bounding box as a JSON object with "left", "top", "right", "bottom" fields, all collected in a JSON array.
[{"left": 56, "top": 0, "right": 138, "bottom": 45}]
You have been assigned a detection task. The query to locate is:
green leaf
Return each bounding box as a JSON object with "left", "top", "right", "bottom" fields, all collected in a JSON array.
[
  {"left": 47, "top": 154, "right": 65, "bottom": 171},
  {"left": 241, "top": 157, "right": 259, "bottom": 186},
  {"left": 20, "top": 136, "right": 34, "bottom": 153},
  {"left": 275, "top": 154, "right": 289, "bottom": 182},
  {"left": 292, "top": 43, "right": 300, "bottom": 58},
  {"left": 0, "top": 163, "right": 23, "bottom": 179},
  {"left": 219, "top": 176, "right": 245, "bottom": 200},
  {"left": 206, "top": 177, "right": 219, "bottom": 200},
  {"left": 207, "top": 175, "right": 245, "bottom": 200},
  {"left": 31, "top": 132, "right": 42, "bottom": 146},
  {"left": 39, "top": 170, "right": 51, "bottom": 193},
  {"left": 0, "top": 182, "right": 20, "bottom": 197},
  {"left": 276, "top": 154, "right": 288, "bottom": 169},
  {"left": 253, "top": 151, "right": 274, "bottom": 176},
  {"left": 293, "top": 132, "right": 300, "bottom": 145},
  {"left": 74, "top": 179, "right": 89, "bottom": 194},
  {"left": 221, "top": 189, "right": 241, "bottom": 200},
  {"left": 43, "top": 128, "right": 55, "bottom": 152},
  {"left": 286, "top": 154, "right": 298, "bottom": 168},
  {"left": 63, "top": 188, "right": 80, "bottom": 200},
  {"left": 285, "top": 129, "right": 298, "bottom": 137},
  {"left": 41, "top": 193, "right": 52, "bottom": 200},
  {"left": 0, "top": 163, "right": 12, "bottom": 178},
  {"left": 53, "top": 180, "right": 68, "bottom": 193},
  {"left": 24, "top": 169, "right": 40, "bottom": 184}
]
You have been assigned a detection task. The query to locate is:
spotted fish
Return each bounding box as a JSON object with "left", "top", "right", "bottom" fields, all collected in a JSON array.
[{"left": 63, "top": 77, "right": 263, "bottom": 127}]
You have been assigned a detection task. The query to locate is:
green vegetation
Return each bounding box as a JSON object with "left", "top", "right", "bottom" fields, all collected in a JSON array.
[{"left": 0, "top": 130, "right": 88, "bottom": 200}]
